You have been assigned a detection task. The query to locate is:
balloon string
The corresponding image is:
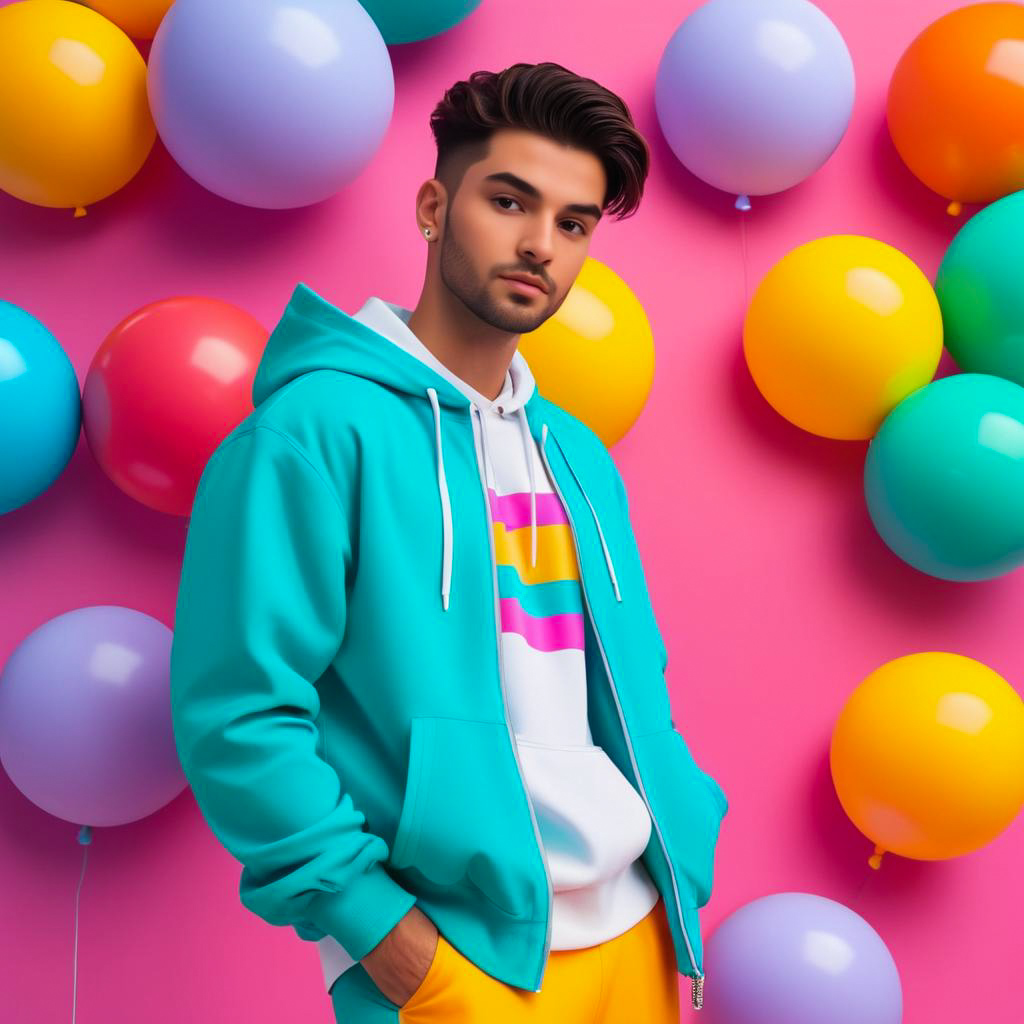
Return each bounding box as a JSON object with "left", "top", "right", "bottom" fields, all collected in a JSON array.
[
  {"left": 851, "top": 861, "right": 875, "bottom": 909},
  {"left": 739, "top": 210, "right": 750, "bottom": 309},
  {"left": 73, "top": 826, "right": 92, "bottom": 1024}
]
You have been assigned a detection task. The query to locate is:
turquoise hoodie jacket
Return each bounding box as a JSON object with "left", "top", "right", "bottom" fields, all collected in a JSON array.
[{"left": 170, "top": 281, "right": 729, "bottom": 1009}]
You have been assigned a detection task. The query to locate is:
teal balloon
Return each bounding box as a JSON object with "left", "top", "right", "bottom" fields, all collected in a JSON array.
[
  {"left": 864, "top": 373, "right": 1024, "bottom": 582},
  {"left": 935, "top": 189, "right": 1024, "bottom": 387},
  {"left": 0, "top": 302, "right": 81, "bottom": 515},
  {"left": 357, "top": 0, "right": 482, "bottom": 43}
]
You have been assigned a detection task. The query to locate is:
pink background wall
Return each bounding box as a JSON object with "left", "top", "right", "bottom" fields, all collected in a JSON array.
[{"left": 1, "top": 1, "right": 1020, "bottom": 1021}]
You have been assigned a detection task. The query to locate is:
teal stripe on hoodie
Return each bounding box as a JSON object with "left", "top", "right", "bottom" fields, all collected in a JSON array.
[{"left": 496, "top": 564, "right": 584, "bottom": 619}]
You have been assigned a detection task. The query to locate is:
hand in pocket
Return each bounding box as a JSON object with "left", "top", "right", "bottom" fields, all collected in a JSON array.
[{"left": 361, "top": 905, "right": 440, "bottom": 1007}]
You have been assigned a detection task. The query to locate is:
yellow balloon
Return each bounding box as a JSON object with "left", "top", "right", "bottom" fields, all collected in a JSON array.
[
  {"left": 0, "top": 0, "right": 156, "bottom": 217},
  {"left": 743, "top": 235, "right": 943, "bottom": 440},
  {"left": 830, "top": 652, "right": 1024, "bottom": 868},
  {"left": 85, "top": 0, "right": 173, "bottom": 40},
  {"left": 518, "top": 258, "right": 654, "bottom": 447}
]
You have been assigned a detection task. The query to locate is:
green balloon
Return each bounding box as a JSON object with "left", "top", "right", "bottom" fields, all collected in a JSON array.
[
  {"left": 357, "top": 0, "right": 482, "bottom": 44},
  {"left": 935, "top": 189, "right": 1024, "bottom": 386},
  {"left": 864, "top": 373, "right": 1024, "bottom": 582}
]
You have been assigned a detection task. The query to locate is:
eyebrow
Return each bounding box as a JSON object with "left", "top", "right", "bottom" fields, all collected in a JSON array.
[{"left": 482, "top": 171, "right": 603, "bottom": 221}]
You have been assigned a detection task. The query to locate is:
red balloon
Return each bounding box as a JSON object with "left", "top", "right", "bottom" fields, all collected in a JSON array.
[{"left": 82, "top": 297, "right": 267, "bottom": 516}]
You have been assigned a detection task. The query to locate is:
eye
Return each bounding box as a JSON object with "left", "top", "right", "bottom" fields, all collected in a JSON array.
[{"left": 493, "top": 196, "right": 587, "bottom": 236}]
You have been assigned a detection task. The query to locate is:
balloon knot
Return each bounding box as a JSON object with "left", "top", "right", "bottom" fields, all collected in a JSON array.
[
  {"left": 77, "top": 825, "right": 93, "bottom": 846},
  {"left": 946, "top": 200, "right": 962, "bottom": 217},
  {"left": 868, "top": 843, "right": 885, "bottom": 870},
  {"left": 735, "top": 194, "right": 752, "bottom": 212},
  {"left": 74, "top": 206, "right": 87, "bottom": 218}
]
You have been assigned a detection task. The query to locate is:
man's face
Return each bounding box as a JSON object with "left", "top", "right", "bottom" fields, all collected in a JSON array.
[{"left": 432, "top": 129, "right": 606, "bottom": 334}]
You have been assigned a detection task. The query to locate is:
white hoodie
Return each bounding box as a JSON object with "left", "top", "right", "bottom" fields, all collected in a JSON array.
[{"left": 343, "top": 298, "right": 661, "bottom": 961}]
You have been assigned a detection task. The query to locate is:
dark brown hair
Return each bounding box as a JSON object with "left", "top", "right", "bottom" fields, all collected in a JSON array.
[{"left": 429, "top": 61, "right": 650, "bottom": 221}]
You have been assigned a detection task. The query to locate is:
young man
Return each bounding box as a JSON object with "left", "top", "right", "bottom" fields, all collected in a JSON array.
[{"left": 170, "top": 62, "right": 728, "bottom": 1023}]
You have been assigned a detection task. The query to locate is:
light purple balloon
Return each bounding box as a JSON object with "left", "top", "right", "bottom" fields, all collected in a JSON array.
[
  {"left": 702, "top": 892, "right": 902, "bottom": 1024},
  {"left": 0, "top": 606, "right": 185, "bottom": 827},
  {"left": 655, "top": 0, "right": 855, "bottom": 208},
  {"left": 147, "top": 0, "right": 395, "bottom": 209}
]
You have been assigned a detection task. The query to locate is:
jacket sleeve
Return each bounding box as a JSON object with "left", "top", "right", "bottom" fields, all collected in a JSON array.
[{"left": 170, "top": 424, "right": 416, "bottom": 960}]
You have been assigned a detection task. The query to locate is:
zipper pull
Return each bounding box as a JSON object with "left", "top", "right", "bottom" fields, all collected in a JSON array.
[{"left": 691, "top": 972, "right": 705, "bottom": 1010}]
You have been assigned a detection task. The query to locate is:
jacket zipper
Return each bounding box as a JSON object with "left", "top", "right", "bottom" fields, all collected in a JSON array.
[
  {"left": 539, "top": 425, "right": 706, "bottom": 1011},
  {"left": 470, "top": 406, "right": 554, "bottom": 993}
]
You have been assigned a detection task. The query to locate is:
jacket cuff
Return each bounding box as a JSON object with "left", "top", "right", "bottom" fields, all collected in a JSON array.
[{"left": 306, "top": 864, "right": 417, "bottom": 960}]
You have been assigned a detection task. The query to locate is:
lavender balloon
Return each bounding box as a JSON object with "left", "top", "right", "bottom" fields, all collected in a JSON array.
[
  {"left": 702, "top": 893, "right": 902, "bottom": 1024},
  {"left": 655, "top": 0, "right": 855, "bottom": 210},
  {"left": 0, "top": 606, "right": 186, "bottom": 827},
  {"left": 148, "top": 0, "right": 395, "bottom": 209}
]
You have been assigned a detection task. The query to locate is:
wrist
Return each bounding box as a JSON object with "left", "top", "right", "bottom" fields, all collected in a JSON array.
[{"left": 364, "top": 906, "right": 416, "bottom": 965}]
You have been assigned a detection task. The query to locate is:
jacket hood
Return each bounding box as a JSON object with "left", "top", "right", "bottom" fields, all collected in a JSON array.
[
  {"left": 253, "top": 282, "right": 537, "bottom": 413},
  {"left": 252, "top": 281, "right": 620, "bottom": 614}
]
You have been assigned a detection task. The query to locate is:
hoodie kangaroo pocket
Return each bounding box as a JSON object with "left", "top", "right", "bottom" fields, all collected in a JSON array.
[
  {"left": 633, "top": 727, "right": 728, "bottom": 908},
  {"left": 389, "top": 716, "right": 546, "bottom": 921}
]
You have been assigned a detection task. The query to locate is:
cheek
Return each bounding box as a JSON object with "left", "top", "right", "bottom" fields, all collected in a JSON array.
[{"left": 462, "top": 222, "right": 507, "bottom": 268}]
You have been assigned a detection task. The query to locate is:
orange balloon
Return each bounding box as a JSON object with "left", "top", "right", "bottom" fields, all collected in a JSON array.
[
  {"left": 85, "top": 0, "right": 172, "bottom": 40},
  {"left": 886, "top": 2, "right": 1024, "bottom": 215},
  {"left": 830, "top": 652, "right": 1024, "bottom": 869}
]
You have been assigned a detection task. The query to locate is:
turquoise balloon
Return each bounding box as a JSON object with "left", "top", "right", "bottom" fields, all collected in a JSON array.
[
  {"left": 0, "top": 302, "right": 81, "bottom": 515},
  {"left": 935, "top": 189, "right": 1024, "bottom": 387},
  {"left": 357, "top": 0, "right": 482, "bottom": 43},
  {"left": 864, "top": 373, "right": 1024, "bottom": 582}
]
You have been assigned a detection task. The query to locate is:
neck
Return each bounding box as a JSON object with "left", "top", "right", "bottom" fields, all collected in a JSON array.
[{"left": 406, "top": 274, "right": 519, "bottom": 402}]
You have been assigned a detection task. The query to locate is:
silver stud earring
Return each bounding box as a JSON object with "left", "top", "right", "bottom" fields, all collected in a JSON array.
[{"left": 424, "top": 228, "right": 432, "bottom": 237}]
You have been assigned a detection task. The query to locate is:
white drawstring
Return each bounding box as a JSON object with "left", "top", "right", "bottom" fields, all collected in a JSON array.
[
  {"left": 542, "top": 424, "right": 622, "bottom": 603},
  {"left": 427, "top": 387, "right": 621, "bottom": 610},
  {"left": 516, "top": 407, "right": 538, "bottom": 568},
  {"left": 477, "top": 403, "right": 537, "bottom": 568},
  {"left": 475, "top": 402, "right": 494, "bottom": 514},
  {"left": 426, "top": 388, "right": 452, "bottom": 610}
]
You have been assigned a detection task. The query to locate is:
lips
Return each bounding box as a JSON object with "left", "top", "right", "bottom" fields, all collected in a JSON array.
[{"left": 500, "top": 274, "right": 548, "bottom": 294}]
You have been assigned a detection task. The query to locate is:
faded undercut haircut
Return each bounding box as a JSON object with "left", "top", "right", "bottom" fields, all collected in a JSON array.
[{"left": 429, "top": 61, "right": 651, "bottom": 221}]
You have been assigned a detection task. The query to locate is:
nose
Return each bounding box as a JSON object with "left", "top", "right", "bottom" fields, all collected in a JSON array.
[{"left": 518, "top": 222, "right": 555, "bottom": 267}]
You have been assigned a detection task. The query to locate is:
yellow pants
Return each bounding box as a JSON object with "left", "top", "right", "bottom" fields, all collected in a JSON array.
[{"left": 389, "top": 898, "right": 680, "bottom": 1023}]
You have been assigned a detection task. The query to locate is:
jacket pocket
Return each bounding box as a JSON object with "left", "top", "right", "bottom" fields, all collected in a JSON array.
[
  {"left": 389, "top": 716, "right": 546, "bottom": 921},
  {"left": 632, "top": 727, "right": 728, "bottom": 908}
]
